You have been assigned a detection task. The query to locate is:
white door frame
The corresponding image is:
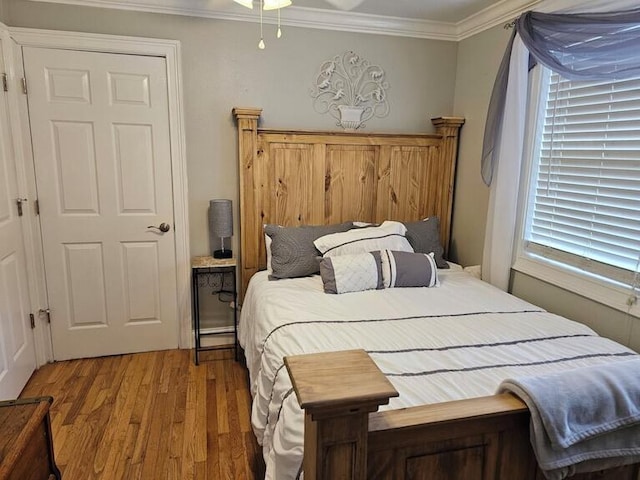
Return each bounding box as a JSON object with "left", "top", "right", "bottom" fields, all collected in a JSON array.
[
  {"left": 10, "top": 27, "right": 192, "bottom": 361},
  {"left": 1, "top": 25, "right": 53, "bottom": 367}
]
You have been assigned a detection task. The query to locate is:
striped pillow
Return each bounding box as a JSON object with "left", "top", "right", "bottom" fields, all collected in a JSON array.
[
  {"left": 314, "top": 221, "right": 413, "bottom": 258},
  {"left": 379, "top": 250, "right": 439, "bottom": 288}
]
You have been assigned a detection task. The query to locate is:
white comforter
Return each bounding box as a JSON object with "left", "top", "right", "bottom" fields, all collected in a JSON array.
[{"left": 239, "top": 269, "right": 637, "bottom": 480}]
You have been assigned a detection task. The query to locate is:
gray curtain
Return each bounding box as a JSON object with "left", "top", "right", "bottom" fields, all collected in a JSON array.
[{"left": 481, "top": 8, "right": 640, "bottom": 186}]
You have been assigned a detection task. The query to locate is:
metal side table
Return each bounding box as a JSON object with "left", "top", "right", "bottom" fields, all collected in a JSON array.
[{"left": 191, "top": 256, "right": 237, "bottom": 364}]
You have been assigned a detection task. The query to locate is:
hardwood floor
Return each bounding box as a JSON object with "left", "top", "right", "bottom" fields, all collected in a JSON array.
[{"left": 19, "top": 349, "right": 264, "bottom": 480}]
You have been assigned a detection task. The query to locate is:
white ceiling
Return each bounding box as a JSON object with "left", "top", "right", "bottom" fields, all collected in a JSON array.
[
  {"left": 30, "top": 0, "right": 543, "bottom": 40},
  {"left": 292, "top": 0, "right": 506, "bottom": 24}
]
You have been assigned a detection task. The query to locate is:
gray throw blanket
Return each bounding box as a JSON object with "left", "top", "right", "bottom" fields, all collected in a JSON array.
[{"left": 499, "top": 358, "right": 640, "bottom": 480}]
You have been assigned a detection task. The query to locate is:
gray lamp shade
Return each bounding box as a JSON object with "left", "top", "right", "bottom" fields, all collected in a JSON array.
[{"left": 209, "top": 199, "right": 233, "bottom": 258}]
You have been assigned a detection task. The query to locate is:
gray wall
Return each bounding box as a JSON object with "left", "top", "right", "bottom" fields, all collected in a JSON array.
[
  {"left": 450, "top": 24, "right": 510, "bottom": 266},
  {"left": 512, "top": 273, "right": 639, "bottom": 351},
  {"left": 4, "top": 0, "right": 458, "bottom": 325},
  {"left": 3, "top": 0, "right": 458, "bottom": 259},
  {"left": 449, "top": 24, "right": 639, "bottom": 351},
  {"left": 6, "top": 1, "right": 638, "bottom": 349}
]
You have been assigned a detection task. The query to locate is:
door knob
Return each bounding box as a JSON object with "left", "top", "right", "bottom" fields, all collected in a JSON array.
[{"left": 148, "top": 222, "right": 171, "bottom": 233}]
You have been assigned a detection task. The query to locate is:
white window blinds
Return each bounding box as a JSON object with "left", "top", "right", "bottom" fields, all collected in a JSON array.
[{"left": 526, "top": 72, "right": 640, "bottom": 285}]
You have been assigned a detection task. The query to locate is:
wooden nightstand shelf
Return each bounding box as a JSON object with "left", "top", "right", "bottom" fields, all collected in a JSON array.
[
  {"left": 191, "top": 256, "right": 238, "bottom": 365},
  {"left": 0, "top": 397, "right": 61, "bottom": 480}
]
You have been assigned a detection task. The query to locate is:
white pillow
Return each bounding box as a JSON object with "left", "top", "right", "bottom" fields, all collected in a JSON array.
[
  {"left": 314, "top": 221, "right": 413, "bottom": 258},
  {"left": 265, "top": 232, "right": 273, "bottom": 274},
  {"left": 352, "top": 221, "right": 375, "bottom": 228}
]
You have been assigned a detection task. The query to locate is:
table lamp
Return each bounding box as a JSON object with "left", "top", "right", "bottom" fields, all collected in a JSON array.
[{"left": 209, "top": 199, "right": 233, "bottom": 259}]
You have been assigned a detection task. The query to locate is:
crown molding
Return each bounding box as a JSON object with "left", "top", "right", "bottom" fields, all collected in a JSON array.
[
  {"left": 26, "top": 0, "right": 458, "bottom": 40},
  {"left": 28, "top": 0, "right": 629, "bottom": 41},
  {"left": 455, "top": 0, "right": 640, "bottom": 40},
  {"left": 277, "top": 6, "right": 457, "bottom": 40},
  {"left": 455, "top": 0, "right": 539, "bottom": 40}
]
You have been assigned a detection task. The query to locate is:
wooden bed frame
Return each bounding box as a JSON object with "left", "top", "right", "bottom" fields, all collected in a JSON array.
[
  {"left": 233, "top": 107, "right": 463, "bottom": 298},
  {"left": 232, "top": 108, "right": 640, "bottom": 480}
]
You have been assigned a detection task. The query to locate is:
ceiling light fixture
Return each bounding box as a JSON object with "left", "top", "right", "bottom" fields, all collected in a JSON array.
[
  {"left": 264, "top": 0, "right": 292, "bottom": 38},
  {"left": 233, "top": 0, "right": 291, "bottom": 48},
  {"left": 263, "top": 0, "right": 291, "bottom": 9},
  {"left": 232, "top": 0, "right": 253, "bottom": 8},
  {"left": 258, "top": 0, "right": 265, "bottom": 49}
]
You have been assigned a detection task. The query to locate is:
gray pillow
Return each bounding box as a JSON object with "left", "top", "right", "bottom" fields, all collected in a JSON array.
[
  {"left": 403, "top": 217, "right": 449, "bottom": 269},
  {"left": 265, "top": 222, "right": 353, "bottom": 279}
]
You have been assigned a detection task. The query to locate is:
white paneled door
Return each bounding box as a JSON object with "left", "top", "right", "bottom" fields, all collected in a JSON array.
[
  {"left": 0, "top": 37, "right": 37, "bottom": 399},
  {"left": 24, "top": 47, "right": 179, "bottom": 360}
]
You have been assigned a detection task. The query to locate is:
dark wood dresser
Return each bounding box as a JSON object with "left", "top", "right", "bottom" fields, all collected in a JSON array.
[{"left": 0, "top": 397, "right": 61, "bottom": 480}]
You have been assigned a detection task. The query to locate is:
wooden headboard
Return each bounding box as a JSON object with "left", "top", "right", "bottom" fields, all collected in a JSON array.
[{"left": 233, "top": 107, "right": 464, "bottom": 298}]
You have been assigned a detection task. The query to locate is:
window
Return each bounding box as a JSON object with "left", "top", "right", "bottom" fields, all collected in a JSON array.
[{"left": 515, "top": 68, "right": 640, "bottom": 314}]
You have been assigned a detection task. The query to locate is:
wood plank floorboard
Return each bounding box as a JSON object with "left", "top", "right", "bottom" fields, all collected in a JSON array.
[{"left": 20, "top": 349, "right": 265, "bottom": 480}]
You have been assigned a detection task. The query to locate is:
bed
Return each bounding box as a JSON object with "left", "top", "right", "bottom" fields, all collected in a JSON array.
[{"left": 232, "top": 108, "right": 640, "bottom": 480}]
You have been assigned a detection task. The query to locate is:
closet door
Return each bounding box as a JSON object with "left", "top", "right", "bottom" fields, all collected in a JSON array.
[
  {"left": 23, "top": 47, "right": 179, "bottom": 360},
  {"left": 0, "top": 37, "right": 37, "bottom": 400}
]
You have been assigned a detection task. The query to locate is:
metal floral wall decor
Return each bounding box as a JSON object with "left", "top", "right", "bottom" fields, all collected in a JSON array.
[{"left": 309, "top": 51, "right": 390, "bottom": 130}]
